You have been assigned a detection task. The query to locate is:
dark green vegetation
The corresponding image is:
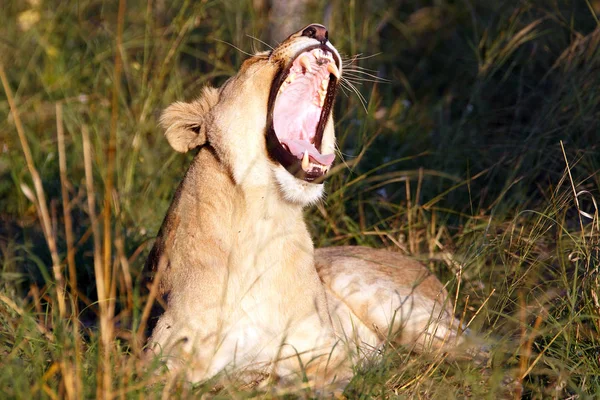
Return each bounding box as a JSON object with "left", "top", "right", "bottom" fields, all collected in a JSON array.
[{"left": 1, "top": 0, "right": 599, "bottom": 398}]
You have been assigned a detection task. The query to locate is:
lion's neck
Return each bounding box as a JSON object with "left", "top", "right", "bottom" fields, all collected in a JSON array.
[{"left": 167, "top": 148, "right": 313, "bottom": 278}]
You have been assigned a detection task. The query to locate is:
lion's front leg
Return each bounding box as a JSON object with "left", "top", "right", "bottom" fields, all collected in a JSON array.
[{"left": 266, "top": 315, "right": 353, "bottom": 395}]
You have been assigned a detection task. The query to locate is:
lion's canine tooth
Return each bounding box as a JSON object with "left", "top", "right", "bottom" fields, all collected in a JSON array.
[
  {"left": 327, "top": 62, "right": 340, "bottom": 79},
  {"left": 302, "top": 150, "right": 309, "bottom": 171},
  {"left": 299, "top": 55, "right": 312, "bottom": 73}
]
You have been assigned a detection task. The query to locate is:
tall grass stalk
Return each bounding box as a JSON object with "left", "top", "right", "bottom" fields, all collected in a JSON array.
[
  {"left": 1, "top": 1, "right": 599, "bottom": 398},
  {"left": 56, "top": 101, "right": 81, "bottom": 399},
  {"left": 0, "top": 65, "right": 67, "bottom": 319}
]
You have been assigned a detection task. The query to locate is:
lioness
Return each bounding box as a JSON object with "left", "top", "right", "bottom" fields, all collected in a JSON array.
[{"left": 145, "top": 24, "right": 468, "bottom": 392}]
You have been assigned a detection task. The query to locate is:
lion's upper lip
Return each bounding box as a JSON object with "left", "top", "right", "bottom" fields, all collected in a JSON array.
[{"left": 266, "top": 44, "right": 340, "bottom": 182}]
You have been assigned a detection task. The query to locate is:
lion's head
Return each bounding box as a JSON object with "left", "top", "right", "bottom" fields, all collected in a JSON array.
[{"left": 160, "top": 24, "right": 342, "bottom": 205}]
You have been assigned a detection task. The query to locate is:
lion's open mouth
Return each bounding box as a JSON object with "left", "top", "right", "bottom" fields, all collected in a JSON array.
[{"left": 266, "top": 46, "right": 341, "bottom": 182}]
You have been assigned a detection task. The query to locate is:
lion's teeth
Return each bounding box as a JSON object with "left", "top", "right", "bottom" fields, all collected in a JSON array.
[
  {"left": 307, "top": 162, "right": 326, "bottom": 172},
  {"left": 299, "top": 55, "right": 312, "bottom": 73},
  {"left": 321, "top": 79, "right": 328, "bottom": 89},
  {"left": 327, "top": 62, "right": 340, "bottom": 79},
  {"left": 317, "top": 89, "right": 327, "bottom": 108},
  {"left": 278, "top": 83, "right": 287, "bottom": 95},
  {"left": 288, "top": 72, "right": 296, "bottom": 82},
  {"left": 302, "top": 150, "right": 310, "bottom": 171}
]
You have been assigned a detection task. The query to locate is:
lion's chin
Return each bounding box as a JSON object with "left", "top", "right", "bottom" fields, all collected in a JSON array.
[{"left": 273, "top": 165, "right": 325, "bottom": 206}]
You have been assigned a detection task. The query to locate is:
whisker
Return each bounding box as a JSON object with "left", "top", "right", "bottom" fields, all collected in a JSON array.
[
  {"left": 213, "top": 38, "right": 255, "bottom": 57},
  {"left": 344, "top": 66, "right": 385, "bottom": 75},
  {"left": 342, "top": 77, "right": 366, "bottom": 96},
  {"left": 342, "top": 52, "right": 383, "bottom": 63},
  {"left": 343, "top": 81, "right": 374, "bottom": 86},
  {"left": 343, "top": 75, "right": 386, "bottom": 84},
  {"left": 340, "top": 78, "right": 368, "bottom": 112},
  {"left": 333, "top": 142, "right": 353, "bottom": 171},
  {"left": 246, "top": 34, "right": 274, "bottom": 51},
  {"left": 339, "top": 53, "right": 389, "bottom": 92},
  {"left": 343, "top": 66, "right": 381, "bottom": 75},
  {"left": 337, "top": 82, "right": 353, "bottom": 99},
  {"left": 343, "top": 69, "right": 389, "bottom": 83},
  {"left": 339, "top": 80, "right": 353, "bottom": 95},
  {"left": 340, "top": 81, "right": 348, "bottom": 97},
  {"left": 343, "top": 72, "right": 385, "bottom": 82},
  {"left": 343, "top": 78, "right": 383, "bottom": 85}
]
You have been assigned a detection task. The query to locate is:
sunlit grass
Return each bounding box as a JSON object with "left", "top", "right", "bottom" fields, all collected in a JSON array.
[{"left": 1, "top": 0, "right": 599, "bottom": 398}]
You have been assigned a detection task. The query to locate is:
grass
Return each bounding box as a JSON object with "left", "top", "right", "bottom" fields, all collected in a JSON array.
[{"left": 1, "top": 0, "right": 599, "bottom": 398}]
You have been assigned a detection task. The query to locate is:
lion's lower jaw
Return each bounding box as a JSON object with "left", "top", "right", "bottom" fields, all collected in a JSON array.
[{"left": 273, "top": 165, "right": 325, "bottom": 206}]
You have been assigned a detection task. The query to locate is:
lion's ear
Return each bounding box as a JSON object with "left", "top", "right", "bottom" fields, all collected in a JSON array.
[{"left": 160, "top": 86, "right": 219, "bottom": 153}]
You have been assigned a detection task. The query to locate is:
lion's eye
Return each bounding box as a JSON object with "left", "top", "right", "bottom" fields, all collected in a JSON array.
[{"left": 302, "top": 26, "right": 317, "bottom": 38}]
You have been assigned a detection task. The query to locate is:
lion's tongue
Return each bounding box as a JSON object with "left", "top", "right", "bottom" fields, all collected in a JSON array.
[
  {"left": 280, "top": 138, "right": 335, "bottom": 166},
  {"left": 273, "top": 93, "right": 335, "bottom": 166}
]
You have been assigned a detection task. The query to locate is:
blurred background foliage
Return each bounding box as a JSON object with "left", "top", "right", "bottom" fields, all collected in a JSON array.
[{"left": 1, "top": 0, "right": 599, "bottom": 398}]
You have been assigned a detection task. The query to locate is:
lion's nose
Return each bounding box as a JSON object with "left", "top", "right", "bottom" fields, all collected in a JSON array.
[{"left": 301, "top": 24, "right": 328, "bottom": 44}]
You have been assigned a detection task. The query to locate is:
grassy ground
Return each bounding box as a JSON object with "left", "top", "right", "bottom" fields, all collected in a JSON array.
[{"left": 1, "top": 0, "right": 599, "bottom": 398}]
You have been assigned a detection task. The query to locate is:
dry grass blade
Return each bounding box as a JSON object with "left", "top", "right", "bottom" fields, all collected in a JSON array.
[
  {"left": 465, "top": 288, "right": 495, "bottom": 329},
  {"left": 2, "top": 2, "right": 600, "bottom": 398},
  {"left": 0, "top": 64, "right": 67, "bottom": 319},
  {"left": 30, "top": 362, "right": 60, "bottom": 399},
  {"left": 136, "top": 264, "right": 164, "bottom": 352},
  {"left": 519, "top": 311, "right": 574, "bottom": 381},
  {"left": 82, "top": 124, "right": 109, "bottom": 398},
  {"left": 96, "top": 0, "right": 127, "bottom": 396},
  {"left": 560, "top": 141, "right": 586, "bottom": 246},
  {"left": 56, "top": 103, "right": 77, "bottom": 297},
  {"left": 56, "top": 101, "right": 81, "bottom": 400},
  {"left": 82, "top": 125, "right": 105, "bottom": 311},
  {"left": 125, "top": 10, "right": 196, "bottom": 193},
  {"left": 115, "top": 236, "right": 133, "bottom": 316},
  {"left": 0, "top": 293, "right": 54, "bottom": 340},
  {"left": 479, "top": 18, "right": 543, "bottom": 76},
  {"left": 549, "top": 26, "right": 600, "bottom": 75}
]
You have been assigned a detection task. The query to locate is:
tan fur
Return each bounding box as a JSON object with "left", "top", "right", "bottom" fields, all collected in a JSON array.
[
  {"left": 316, "top": 246, "right": 464, "bottom": 357},
  {"left": 145, "top": 25, "right": 469, "bottom": 392}
]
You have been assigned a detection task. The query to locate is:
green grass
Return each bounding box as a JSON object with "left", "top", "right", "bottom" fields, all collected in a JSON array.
[{"left": 1, "top": 0, "right": 599, "bottom": 398}]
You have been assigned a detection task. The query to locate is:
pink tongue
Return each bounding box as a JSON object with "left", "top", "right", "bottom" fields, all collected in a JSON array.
[{"left": 280, "top": 139, "right": 335, "bottom": 166}]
